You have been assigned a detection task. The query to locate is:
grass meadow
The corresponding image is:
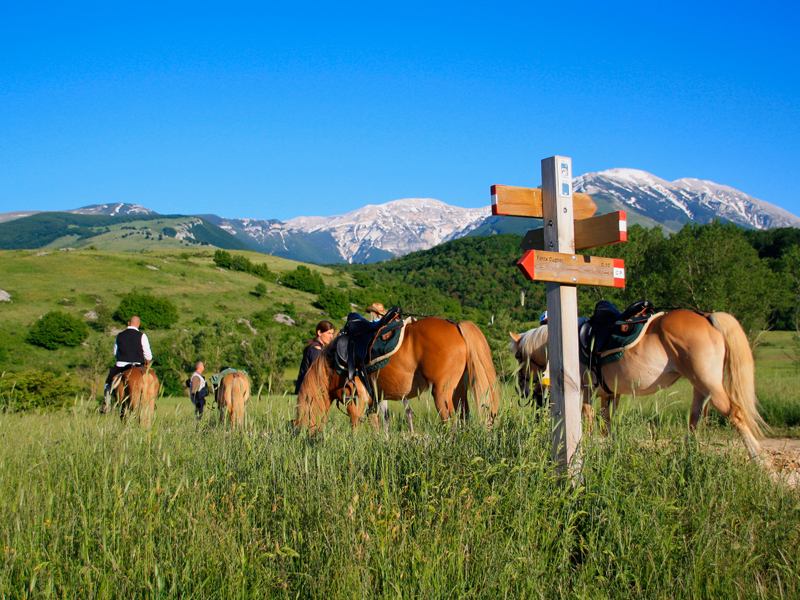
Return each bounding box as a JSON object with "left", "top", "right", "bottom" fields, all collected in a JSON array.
[
  {"left": 1, "top": 249, "right": 799, "bottom": 597},
  {"left": 1, "top": 372, "right": 799, "bottom": 599}
]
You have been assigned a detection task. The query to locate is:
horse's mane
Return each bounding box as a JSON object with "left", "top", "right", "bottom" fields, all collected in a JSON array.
[
  {"left": 298, "top": 342, "right": 335, "bottom": 402},
  {"left": 515, "top": 325, "right": 549, "bottom": 366}
]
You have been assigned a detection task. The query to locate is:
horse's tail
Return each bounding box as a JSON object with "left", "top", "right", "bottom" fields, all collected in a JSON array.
[
  {"left": 140, "top": 367, "right": 159, "bottom": 426},
  {"left": 229, "top": 374, "right": 250, "bottom": 426},
  {"left": 294, "top": 347, "right": 334, "bottom": 431},
  {"left": 457, "top": 321, "right": 500, "bottom": 425},
  {"left": 708, "top": 312, "right": 766, "bottom": 438}
]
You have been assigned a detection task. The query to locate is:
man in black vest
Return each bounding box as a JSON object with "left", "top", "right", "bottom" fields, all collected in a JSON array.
[{"left": 100, "top": 315, "right": 153, "bottom": 413}]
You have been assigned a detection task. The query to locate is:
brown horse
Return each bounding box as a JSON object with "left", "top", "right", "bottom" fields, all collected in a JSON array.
[
  {"left": 510, "top": 310, "right": 766, "bottom": 460},
  {"left": 295, "top": 317, "right": 499, "bottom": 433},
  {"left": 114, "top": 365, "right": 160, "bottom": 427},
  {"left": 216, "top": 372, "right": 250, "bottom": 427}
]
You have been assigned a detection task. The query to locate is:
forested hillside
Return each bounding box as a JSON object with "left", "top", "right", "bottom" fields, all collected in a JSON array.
[{"left": 344, "top": 222, "right": 800, "bottom": 335}]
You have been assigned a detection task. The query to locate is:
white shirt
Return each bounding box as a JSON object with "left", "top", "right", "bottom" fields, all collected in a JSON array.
[
  {"left": 190, "top": 371, "right": 206, "bottom": 393},
  {"left": 113, "top": 326, "right": 153, "bottom": 367}
]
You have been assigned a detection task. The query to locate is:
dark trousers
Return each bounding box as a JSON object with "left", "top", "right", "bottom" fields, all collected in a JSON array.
[
  {"left": 193, "top": 394, "right": 206, "bottom": 419},
  {"left": 105, "top": 365, "right": 130, "bottom": 388}
]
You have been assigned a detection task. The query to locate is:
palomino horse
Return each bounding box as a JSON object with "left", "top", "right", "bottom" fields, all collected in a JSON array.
[
  {"left": 295, "top": 317, "right": 499, "bottom": 433},
  {"left": 216, "top": 372, "right": 250, "bottom": 427},
  {"left": 115, "top": 365, "right": 160, "bottom": 426},
  {"left": 509, "top": 310, "right": 766, "bottom": 460}
]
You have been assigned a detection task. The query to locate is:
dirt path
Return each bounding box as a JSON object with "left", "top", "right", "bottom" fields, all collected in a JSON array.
[{"left": 758, "top": 438, "right": 800, "bottom": 488}]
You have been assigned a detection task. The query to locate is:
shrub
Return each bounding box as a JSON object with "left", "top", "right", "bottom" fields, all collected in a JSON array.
[
  {"left": 254, "top": 283, "right": 267, "bottom": 297},
  {"left": 0, "top": 370, "right": 79, "bottom": 411},
  {"left": 353, "top": 272, "right": 373, "bottom": 288},
  {"left": 281, "top": 265, "right": 325, "bottom": 294},
  {"left": 213, "top": 250, "right": 273, "bottom": 280},
  {"left": 317, "top": 288, "right": 350, "bottom": 319},
  {"left": 26, "top": 311, "right": 89, "bottom": 350},
  {"left": 114, "top": 293, "right": 179, "bottom": 329}
]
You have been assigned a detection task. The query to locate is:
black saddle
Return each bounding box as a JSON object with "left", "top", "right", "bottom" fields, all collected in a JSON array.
[
  {"left": 578, "top": 300, "right": 656, "bottom": 393},
  {"left": 335, "top": 306, "right": 403, "bottom": 408}
]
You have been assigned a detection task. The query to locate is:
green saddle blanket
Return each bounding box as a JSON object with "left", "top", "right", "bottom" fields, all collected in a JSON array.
[
  {"left": 210, "top": 368, "right": 248, "bottom": 389},
  {"left": 580, "top": 314, "right": 660, "bottom": 368}
]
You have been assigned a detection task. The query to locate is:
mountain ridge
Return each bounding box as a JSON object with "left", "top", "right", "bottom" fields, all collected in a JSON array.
[{"left": 1, "top": 169, "right": 797, "bottom": 262}]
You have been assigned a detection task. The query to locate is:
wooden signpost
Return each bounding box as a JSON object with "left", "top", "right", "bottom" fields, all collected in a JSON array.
[
  {"left": 493, "top": 156, "right": 627, "bottom": 477},
  {"left": 520, "top": 211, "right": 627, "bottom": 252}
]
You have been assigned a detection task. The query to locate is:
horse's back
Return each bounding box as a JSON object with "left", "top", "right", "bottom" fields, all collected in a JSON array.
[
  {"left": 402, "top": 318, "right": 467, "bottom": 364},
  {"left": 651, "top": 309, "right": 725, "bottom": 352}
]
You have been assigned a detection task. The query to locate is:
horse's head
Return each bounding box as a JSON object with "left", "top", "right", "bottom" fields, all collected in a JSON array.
[{"left": 509, "top": 326, "right": 549, "bottom": 407}]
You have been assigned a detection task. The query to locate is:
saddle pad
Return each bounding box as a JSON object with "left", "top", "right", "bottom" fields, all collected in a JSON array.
[
  {"left": 210, "top": 368, "right": 247, "bottom": 389},
  {"left": 596, "top": 312, "right": 663, "bottom": 367},
  {"left": 334, "top": 318, "right": 410, "bottom": 376}
]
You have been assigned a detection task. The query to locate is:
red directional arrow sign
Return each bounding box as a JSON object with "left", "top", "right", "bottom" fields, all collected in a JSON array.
[{"left": 517, "top": 250, "right": 625, "bottom": 288}]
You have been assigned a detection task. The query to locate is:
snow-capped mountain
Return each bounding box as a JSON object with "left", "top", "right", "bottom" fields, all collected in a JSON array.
[
  {"left": 206, "top": 198, "right": 489, "bottom": 263},
  {"left": 1, "top": 169, "right": 796, "bottom": 263},
  {"left": 573, "top": 169, "right": 800, "bottom": 231}
]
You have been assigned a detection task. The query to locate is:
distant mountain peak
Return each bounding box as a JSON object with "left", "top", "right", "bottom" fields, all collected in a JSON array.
[
  {"left": 574, "top": 169, "right": 800, "bottom": 230},
  {"left": 214, "top": 197, "right": 489, "bottom": 263},
  {"left": 69, "top": 203, "right": 156, "bottom": 216}
]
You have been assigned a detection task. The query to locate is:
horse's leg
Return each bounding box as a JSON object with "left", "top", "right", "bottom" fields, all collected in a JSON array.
[
  {"left": 582, "top": 384, "right": 595, "bottom": 435},
  {"left": 454, "top": 376, "right": 470, "bottom": 422},
  {"left": 403, "top": 398, "right": 414, "bottom": 435},
  {"left": 117, "top": 387, "right": 127, "bottom": 421},
  {"left": 687, "top": 379, "right": 763, "bottom": 460},
  {"left": 380, "top": 399, "right": 390, "bottom": 433},
  {"left": 431, "top": 378, "right": 457, "bottom": 424}
]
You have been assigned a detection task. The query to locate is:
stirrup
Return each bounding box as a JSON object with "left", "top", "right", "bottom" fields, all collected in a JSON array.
[{"left": 343, "top": 379, "right": 360, "bottom": 404}]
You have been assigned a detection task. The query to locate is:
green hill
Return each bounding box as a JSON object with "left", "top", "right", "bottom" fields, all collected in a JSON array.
[
  {"left": 0, "top": 248, "right": 355, "bottom": 398},
  {"left": 346, "top": 222, "right": 799, "bottom": 334},
  {"left": 0, "top": 212, "right": 254, "bottom": 252}
]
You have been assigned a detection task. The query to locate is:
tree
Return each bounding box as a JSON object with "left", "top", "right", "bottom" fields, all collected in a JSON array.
[
  {"left": 353, "top": 272, "right": 373, "bottom": 288},
  {"left": 317, "top": 288, "right": 351, "bottom": 319},
  {"left": 0, "top": 370, "right": 79, "bottom": 411},
  {"left": 662, "top": 221, "right": 778, "bottom": 334},
  {"left": 26, "top": 311, "right": 89, "bottom": 350},
  {"left": 80, "top": 335, "right": 113, "bottom": 399},
  {"left": 282, "top": 265, "right": 325, "bottom": 294},
  {"left": 114, "top": 293, "right": 179, "bottom": 329}
]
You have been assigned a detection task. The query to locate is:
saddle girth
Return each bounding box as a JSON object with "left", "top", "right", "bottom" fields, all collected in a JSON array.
[{"left": 579, "top": 300, "right": 658, "bottom": 395}]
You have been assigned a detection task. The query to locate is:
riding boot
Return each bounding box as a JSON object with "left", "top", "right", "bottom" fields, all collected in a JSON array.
[{"left": 100, "top": 384, "right": 111, "bottom": 414}]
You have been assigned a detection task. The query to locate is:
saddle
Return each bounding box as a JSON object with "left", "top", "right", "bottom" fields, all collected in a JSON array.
[
  {"left": 334, "top": 307, "right": 405, "bottom": 408},
  {"left": 578, "top": 300, "right": 658, "bottom": 393}
]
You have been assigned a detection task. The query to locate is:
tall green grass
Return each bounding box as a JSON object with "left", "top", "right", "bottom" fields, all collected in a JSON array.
[{"left": 1, "top": 388, "right": 798, "bottom": 599}]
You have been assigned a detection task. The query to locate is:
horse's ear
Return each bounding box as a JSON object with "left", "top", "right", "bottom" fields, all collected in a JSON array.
[{"left": 509, "top": 332, "right": 521, "bottom": 342}]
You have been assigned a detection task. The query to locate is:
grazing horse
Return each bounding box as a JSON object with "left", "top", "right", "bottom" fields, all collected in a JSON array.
[
  {"left": 295, "top": 318, "right": 499, "bottom": 433},
  {"left": 115, "top": 365, "right": 160, "bottom": 427},
  {"left": 510, "top": 310, "right": 766, "bottom": 460},
  {"left": 216, "top": 372, "right": 250, "bottom": 427}
]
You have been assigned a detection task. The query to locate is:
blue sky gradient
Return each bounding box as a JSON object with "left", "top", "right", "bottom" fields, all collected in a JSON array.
[{"left": 1, "top": 1, "right": 798, "bottom": 221}]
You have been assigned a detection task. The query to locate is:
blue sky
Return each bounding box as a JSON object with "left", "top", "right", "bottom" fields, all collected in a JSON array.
[{"left": 1, "top": 1, "right": 798, "bottom": 221}]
